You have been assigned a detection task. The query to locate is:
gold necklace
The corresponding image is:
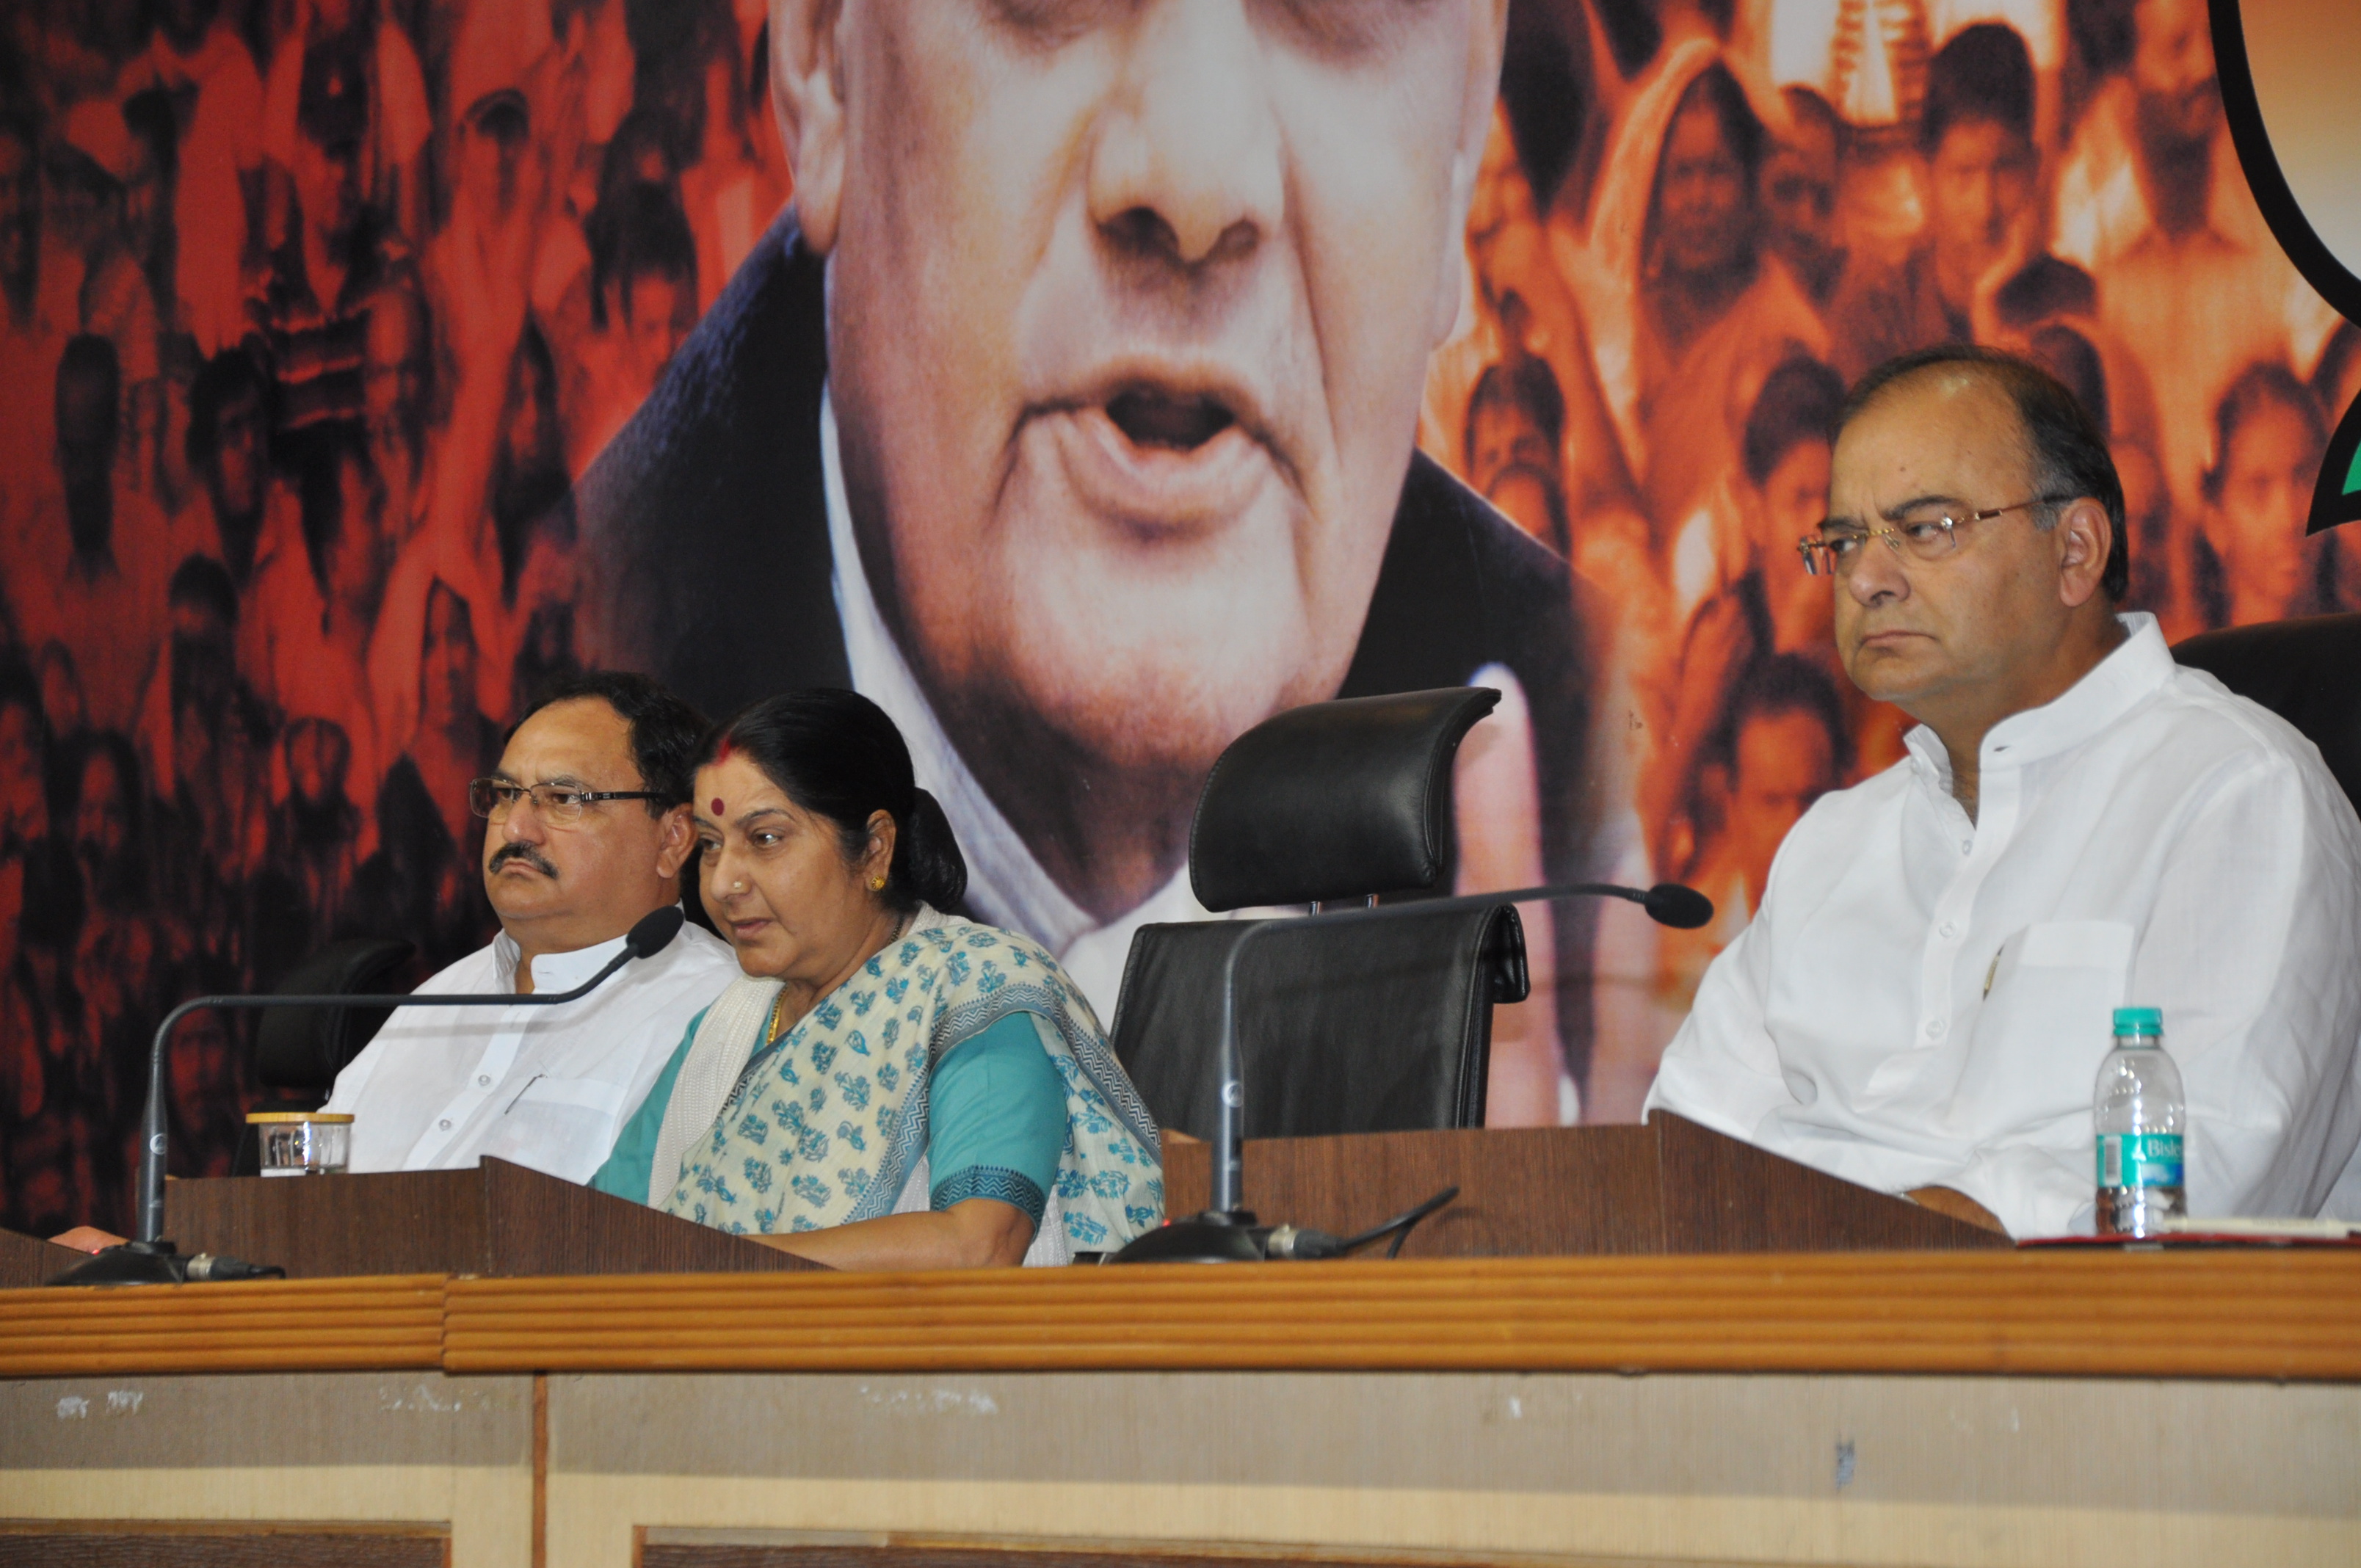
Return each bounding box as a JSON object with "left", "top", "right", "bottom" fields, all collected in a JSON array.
[{"left": 761, "top": 910, "right": 918, "bottom": 1049}]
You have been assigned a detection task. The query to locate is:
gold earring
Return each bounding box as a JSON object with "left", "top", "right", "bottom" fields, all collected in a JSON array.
[{"left": 870, "top": 876, "right": 887, "bottom": 892}]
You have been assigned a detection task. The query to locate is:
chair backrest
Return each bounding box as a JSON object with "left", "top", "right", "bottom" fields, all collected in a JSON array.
[
  {"left": 1113, "top": 686, "right": 1521, "bottom": 1139},
  {"left": 1190, "top": 686, "right": 1501, "bottom": 910},
  {"left": 1110, "top": 905, "right": 1527, "bottom": 1141},
  {"left": 2172, "top": 613, "right": 2361, "bottom": 815},
  {"left": 253, "top": 937, "right": 418, "bottom": 1100}
]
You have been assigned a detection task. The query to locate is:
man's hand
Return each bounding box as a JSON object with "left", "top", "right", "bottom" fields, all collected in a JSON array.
[
  {"left": 51, "top": 1227, "right": 127, "bottom": 1254},
  {"left": 1907, "top": 1186, "right": 2007, "bottom": 1234}
]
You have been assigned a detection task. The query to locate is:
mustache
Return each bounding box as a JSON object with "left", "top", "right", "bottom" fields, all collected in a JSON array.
[{"left": 487, "top": 843, "right": 559, "bottom": 877}]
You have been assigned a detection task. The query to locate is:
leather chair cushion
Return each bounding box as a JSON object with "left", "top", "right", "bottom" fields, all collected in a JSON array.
[{"left": 1109, "top": 904, "right": 1526, "bottom": 1141}]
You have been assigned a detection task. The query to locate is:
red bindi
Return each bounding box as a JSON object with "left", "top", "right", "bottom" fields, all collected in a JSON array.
[{"left": 711, "top": 798, "right": 725, "bottom": 816}]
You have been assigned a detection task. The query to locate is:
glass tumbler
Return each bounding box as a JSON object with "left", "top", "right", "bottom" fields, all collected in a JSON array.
[{"left": 247, "top": 1111, "right": 354, "bottom": 1176}]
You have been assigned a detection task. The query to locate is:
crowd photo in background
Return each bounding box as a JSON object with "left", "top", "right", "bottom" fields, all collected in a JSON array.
[{"left": 0, "top": 0, "right": 2349, "bottom": 1235}]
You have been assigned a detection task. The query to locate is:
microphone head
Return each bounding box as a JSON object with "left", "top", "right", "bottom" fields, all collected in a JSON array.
[
  {"left": 1642, "top": 882, "right": 1715, "bottom": 930},
  {"left": 625, "top": 905, "right": 687, "bottom": 959}
]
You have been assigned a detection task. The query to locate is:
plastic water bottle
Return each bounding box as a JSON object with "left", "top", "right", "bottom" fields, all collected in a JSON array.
[{"left": 2094, "top": 1006, "right": 2186, "bottom": 1237}]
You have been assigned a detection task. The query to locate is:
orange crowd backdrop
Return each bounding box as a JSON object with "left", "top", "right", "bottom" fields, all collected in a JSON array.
[{"left": 0, "top": 0, "right": 2349, "bottom": 1235}]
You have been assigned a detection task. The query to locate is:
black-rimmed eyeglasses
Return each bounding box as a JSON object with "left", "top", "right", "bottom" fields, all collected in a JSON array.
[{"left": 468, "top": 778, "right": 664, "bottom": 827}]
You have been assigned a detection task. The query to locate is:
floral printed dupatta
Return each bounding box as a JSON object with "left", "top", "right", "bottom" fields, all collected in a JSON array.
[{"left": 661, "top": 913, "right": 1163, "bottom": 1250}]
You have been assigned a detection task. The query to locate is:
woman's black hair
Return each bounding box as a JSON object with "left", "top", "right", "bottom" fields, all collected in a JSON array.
[
  {"left": 1669, "top": 62, "right": 1766, "bottom": 188},
  {"left": 1742, "top": 356, "right": 1846, "bottom": 487},
  {"left": 2202, "top": 359, "right": 2326, "bottom": 504},
  {"left": 701, "top": 689, "right": 967, "bottom": 914}
]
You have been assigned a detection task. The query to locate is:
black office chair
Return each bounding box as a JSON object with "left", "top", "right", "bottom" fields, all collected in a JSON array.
[
  {"left": 2173, "top": 612, "right": 2361, "bottom": 813},
  {"left": 1108, "top": 688, "right": 1528, "bottom": 1141},
  {"left": 228, "top": 937, "right": 415, "bottom": 1175}
]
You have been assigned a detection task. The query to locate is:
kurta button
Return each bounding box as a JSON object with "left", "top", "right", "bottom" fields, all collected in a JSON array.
[
  {"left": 1924, "top": 1020, "right": 1944, "bottom": 1039},
  {"left": 1959, "top": 840, "right": 1972, "bottom": 854},
  {"left": 477, "top": 1075, "right": 491, "bottom": 1086},
  {"left": 438, "top": 1119, "right": 452, "bottom": 1130},
  {"left": 1940, "top": 923, "right": 1957, "bottom": 938}
]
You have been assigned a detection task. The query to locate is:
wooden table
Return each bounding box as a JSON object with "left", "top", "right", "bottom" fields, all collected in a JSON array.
[
  {"left": 4, "top": 1246, "right": 2357, "bottom": 1568},
  {"left": 4, "top": 1125, "right": 2353, "bottom": 1567}
]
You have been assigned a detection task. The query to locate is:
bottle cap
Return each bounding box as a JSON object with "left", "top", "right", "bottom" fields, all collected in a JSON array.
[{"left": 2112, "top": 1006, "right": 2163, "bottom": 1037}]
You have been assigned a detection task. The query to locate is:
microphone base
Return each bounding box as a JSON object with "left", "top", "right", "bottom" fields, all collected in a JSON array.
[
  {"left": 1106, "top": 1209, "right": 1266, "bottom": 1264},
  {"left": 46, "top": 1239, "right": 187, "bottom": 1287}
]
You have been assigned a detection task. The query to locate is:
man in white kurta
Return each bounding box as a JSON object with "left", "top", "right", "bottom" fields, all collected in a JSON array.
[
  {"left": 324, "top": 675, "right": 736, "bottom": 1178},
  {"left": 325, "top": 906, "right": 735, "bottom": 1180},
  {"left": 1646, "top": 348, "right": 2361, "bottom": 1238}
]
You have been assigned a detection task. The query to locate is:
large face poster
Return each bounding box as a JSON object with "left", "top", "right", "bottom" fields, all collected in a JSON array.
[{"left": 0, "top": 0, "right": 2348, "bottom": 1234}]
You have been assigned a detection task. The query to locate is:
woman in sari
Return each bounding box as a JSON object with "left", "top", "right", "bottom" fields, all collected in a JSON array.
[
  {"left": 1580, "top": 43, "right": 1827, "bottom": 546},
  {"left": 593, "top": 689, "right": 1161, "bottom": 1267}
]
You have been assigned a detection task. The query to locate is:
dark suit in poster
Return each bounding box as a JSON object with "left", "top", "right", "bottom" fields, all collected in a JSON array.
[{"left": 575, "top": 217, "right": 1605, "bottom": 1075}]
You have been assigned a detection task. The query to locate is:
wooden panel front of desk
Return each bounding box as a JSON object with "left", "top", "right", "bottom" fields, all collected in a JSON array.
[
  {"left": 8, "top": 1360, "right": 2355, "bottom": 1568},
  {"left": 1161, "top": 1113, "right": 2003, "bottom": 1254},
  {"left": 15, "top": 1117, "right": 1994, "bottom": 1291},
  {"left": 157, "top": 1158, "right": 824, "bottom": 1280},
  {"left": 0, "top": 1230, "right": 86, "bottom": 1291},
  {"left": 4, "top": 1248, "right": 2358, "bottom": 1568},
  {"left": 202, "top": 1119, "right": 1993, "bottom": 1277},
  {"left": 0, "top": 1159, "right": 825, "bottom": 1291}
]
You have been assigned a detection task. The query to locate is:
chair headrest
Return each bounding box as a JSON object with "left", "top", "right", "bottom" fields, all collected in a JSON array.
[
  {"left": 2173, "top": 612, "right": 2361, "bottom": 816},
  {"left": 253, "top": 937, "right": 417, "bottom": 1093},
  {"left": 1189, "top": 687, "right": 1501, "bottom": 912}
]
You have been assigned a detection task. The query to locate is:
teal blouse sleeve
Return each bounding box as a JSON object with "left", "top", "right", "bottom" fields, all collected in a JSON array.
[
  {"left": 925, "top": 1011, "right": 1070, "bottom": 1225},
  {"left": 590, "top": 1004, "right": 711, "bottom": 1205}
]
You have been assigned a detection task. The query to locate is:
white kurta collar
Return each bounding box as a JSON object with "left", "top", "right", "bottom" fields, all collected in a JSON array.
[
  {"left": 1903, "top": 612, "right": 2174, "bottom": 791},
  {"left": 490, "top": 927, "right": 629, "bottom": 995}
]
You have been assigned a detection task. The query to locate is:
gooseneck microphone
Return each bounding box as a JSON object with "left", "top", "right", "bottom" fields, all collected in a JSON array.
[
  {"left": 1109, "top": 879, "right": 1712, "bottom": 1264},
  {"left": 51, "top": 906, "right": 688, "bottom": 1287},
  {"left": 1634, "top": 882, "right": 1716, "bottom": 931}
]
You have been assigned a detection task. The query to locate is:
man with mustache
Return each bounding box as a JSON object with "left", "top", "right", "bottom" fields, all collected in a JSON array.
[
  {"left": 320, "top": 672, "right": 737, "bottom": 1179},
  {"left": 1646, "top": 346, "right": 2361, "bottom": 1238},
  {"left": 573, "top": 1, "right": 1597, "bottom": 1093}
]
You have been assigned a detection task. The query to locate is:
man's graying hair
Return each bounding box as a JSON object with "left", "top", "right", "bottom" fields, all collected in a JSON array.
[{"left": 1840, "top": 344, "right": 2129, "bottom": 600}]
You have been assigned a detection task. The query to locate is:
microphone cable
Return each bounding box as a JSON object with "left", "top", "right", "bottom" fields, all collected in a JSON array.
[{"left": 1259, "top": 1185, "right": 1461, "bottom": 1260}]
